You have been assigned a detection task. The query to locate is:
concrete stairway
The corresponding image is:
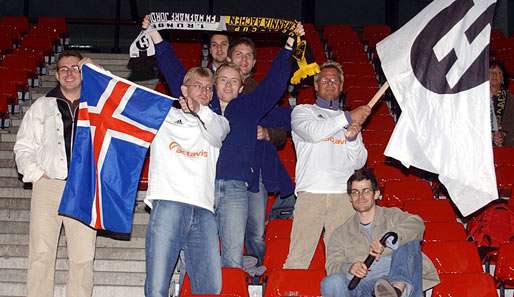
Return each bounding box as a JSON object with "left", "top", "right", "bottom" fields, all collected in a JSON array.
[{"left": 0, "top": 53, "right": 165, "bottom": 297}]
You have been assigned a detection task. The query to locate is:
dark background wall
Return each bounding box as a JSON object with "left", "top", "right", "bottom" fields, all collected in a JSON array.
[{"left": 0, "top": 0, "right": 511, "bottom": 51}]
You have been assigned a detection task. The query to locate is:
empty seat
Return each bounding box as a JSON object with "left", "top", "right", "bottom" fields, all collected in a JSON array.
[
  {"left": 381, "top": 180, "right": 434, "bottom": 208},
  {"left": 369, "top": 164, "right": 411, "bottom": 188},
  {"left": 295, "top": 86, "right": 315, "bottom": 105},
  {"left": 422, "top": 241, "right": 483, "bottom": 274},
  {"left": 431, "top": 273, "right": 498, "bottom": 297},
  {"left": 362, "top": 130, "right": 392, "bottom": 146},
  {"left": 363, "top": 114, "right": 395, "bottom": 131},
  {"left": 495, "top": 165, "right": 514, "bottom": 197},
  {"left": 403, "top": 199, "right": 457, "bottom": 222},
  {"left": 179, "top": 267, "right": 249, "bottom": 297},
  {"left": 264, "top": 269, "right": 325, "bottom": 297},
  {"left": 423, "top": 222, "right": 467, "bottom": 242}
]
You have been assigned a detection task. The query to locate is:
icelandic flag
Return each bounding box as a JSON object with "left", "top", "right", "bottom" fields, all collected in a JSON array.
[
  {"left": 59, "top": 64, "right": 174, "bottom": 233},
  {"left": 376, "top": 0, "right": 497, "bottom": 216}
]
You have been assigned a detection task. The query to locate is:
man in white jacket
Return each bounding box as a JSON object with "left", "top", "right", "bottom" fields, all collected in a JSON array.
[
  {"left": 284, "top": 61, "right": 371, "bottom": 269},
  {"left": 14, "top": 52, "right": 97, "bottom": 297},
  {"left": 144, "top": 67, "right": 230, "bottom": 296}
]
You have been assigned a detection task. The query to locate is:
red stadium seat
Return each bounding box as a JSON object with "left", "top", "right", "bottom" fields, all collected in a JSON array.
[
  {"left": 423, "top": 222, "right": 467, "bottom": 242},
  {"left": 295, "top": 86, "right": 315, "bottom": 105},
  {"left": 366, "top": 145, "right": 390, "bottom": 166},
  {"left": 0, "top": 16, "right": 29, "bottom": 35},
  {"left": 431, "top": 273, "right": 498, "bottom": 297},
  {"left": 494, "top": 146, "right": 514, "bottom": 167},
  {"left": 265, "top": 219, "right": 293, "bottom": 241},
  {"left": 362, "top": 130, "right": 392, "bottom": 146},
  {"left": 263, "top": 238, "right": 325, "bottom": 273},
  {"left": 179, "top": 268, "right": 249, "bottom": 297},
  {"left": 422, "top": 241, "right": 483, "bottom": 274},
  {"left": 495, "top": 241, "right": 514, "bottom": 295},
  {"left": 380, "top": 180, "right": 434, "bottom": 208},
  {"left": 403, "top": 199, "right": 457, "bottom": 222},
  {"left": 369, "top": 164, "right": 413, "bottom": 188},
  {"left": 496, "top": 165, "right": 514, "bottom": 197},
  {"left": 363, "top": 114, "right": 396, "bottom": 131},
  {"left": 264, "top": 269, "right": 325, "bottom": 297},
  {"left": 38, "top": 16, "right": 68, "bottom": 35}
]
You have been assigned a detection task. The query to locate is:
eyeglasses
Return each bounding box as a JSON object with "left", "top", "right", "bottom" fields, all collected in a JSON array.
[
  {"left": 350, "top": 188, "right": 374, "bottom": 198},
  {"left": 185, "top": 84, "right": 213, "bottom": 92},
  {"left": 318, "top": 77, "right": 341, "bottom": 85},
  {"left": 57, "top": 65, "right": 81, "bottom": 74}
]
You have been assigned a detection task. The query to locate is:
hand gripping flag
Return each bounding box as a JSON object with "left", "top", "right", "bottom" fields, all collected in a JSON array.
[
  {"left": 59, "top": 64, "right": 173, "bottom": 233},
  {"left": 376, "top": 0, "right": 497, "bottom": 216}
]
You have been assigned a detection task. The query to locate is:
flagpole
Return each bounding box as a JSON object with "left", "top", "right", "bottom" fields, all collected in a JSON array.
[{"left": 367, "top": 81, "right": 390, "bottom": 108}]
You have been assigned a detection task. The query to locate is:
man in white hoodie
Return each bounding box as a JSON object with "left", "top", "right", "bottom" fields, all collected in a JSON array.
[
  {"left": 144, "top": 67, "right": 230, "bottom": 296},
  {"left": 284, "top": 61, "right": 371, "bottom": 269}
]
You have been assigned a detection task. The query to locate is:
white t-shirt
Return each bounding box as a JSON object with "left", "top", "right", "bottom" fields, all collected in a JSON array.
[
  {"left": 145, "top": 105, "right": 229, "bottom": 212},
  {"left": 291, "top": 104, "right": 367, "bottom": 194}
]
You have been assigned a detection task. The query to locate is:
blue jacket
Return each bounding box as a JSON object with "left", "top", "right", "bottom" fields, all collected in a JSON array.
[
  {"left": 154, "top": 41, "right": 292, "bottom": 185},
  {"left": 250, "top": 106, "right": 294, "bottom": 197}
]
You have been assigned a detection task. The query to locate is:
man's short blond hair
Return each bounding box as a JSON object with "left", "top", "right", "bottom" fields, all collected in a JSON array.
[
  {"left": 183, "top": 67, "right": 214, "bottom": 85},
  {"left": 214, "top": 62, "right": 245, "bottom": 83},
  {"left": 314, "top": 60, "right": 344, "bottom": 83}
]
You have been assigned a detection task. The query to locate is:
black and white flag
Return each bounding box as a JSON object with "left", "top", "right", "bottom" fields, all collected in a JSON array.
[{"left": 377, "top": 0, "right": 497, "bottom": 216}]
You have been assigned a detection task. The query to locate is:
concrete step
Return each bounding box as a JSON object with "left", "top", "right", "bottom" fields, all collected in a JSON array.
[
  {"left": 1, "top": 134, "right": 16, "bottom": 143},
  {"left": 0, "top": 234, "right": 145, "bottom": 249},
  {"left": 0, "top": 177, "right": 23, "bottom": 188},
  {"left": 0, "top": 209, "right": 149, "bottom": 225},
  {"left": 0, "top": 159, "right": 16, "bottom": 168},
  {"left": 0, "top": 168, "right": 18, "bottom": 177},
  {"left": 0, "top": 257, "right": 145, "bottom": 273},
  {"left": 0, "top": 222, "right": 148, "bottom": 238},
  {"left": 0, "top": 282, "right": 144, "bottom": 297},
  {"left": 0, "top": 244, "right": 145, "bottom": 261},
  {"left": 0, "top": 269, "right": 145, "bottom": 287},
  {"left": 0, "top": 198, "right": 30, "bottom": 210},
  {"left": 0, "top": 151, "right": 14, "bottom": 159},
  {"left": 0, "top": 143, "right": 15, "bottom": 151}
]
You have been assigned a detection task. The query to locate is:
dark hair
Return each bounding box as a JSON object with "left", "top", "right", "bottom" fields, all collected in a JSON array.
[
  {"left": 490, "top": 59, "right": 509, "bottom": 86},
  {"left": 347, "top": 168, "right": 379, "bottom": 194},
  {"left": 57, "top": 51, "right": 83, "bottom": 65},
  {"left": 210, "top": 32, "right": 230, "bottom": 44},
  {"left": 228, "top": 37, "right": 256, "bottom": 59}
]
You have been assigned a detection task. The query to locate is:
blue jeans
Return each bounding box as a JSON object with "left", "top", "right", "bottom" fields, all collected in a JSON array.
[
  {"left": 246, "top": 179, "right": 267, "bottom": 265},
  {"left": 215, "top": 179, "right": 249, "bottom": 268},
  {"left": 145, "top": 200, "right": 221, "bottom": 297},
  {"left": 321, "top": 240, "right": 423, "bottom": 297}
]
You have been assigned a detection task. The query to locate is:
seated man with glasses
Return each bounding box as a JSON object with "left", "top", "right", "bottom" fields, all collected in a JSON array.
[
  {"left": 321, "top": 168, "right": 439, "bottom": 297},
  {"left": 284, "top": 61, "right": 371, "bottom": 269},
  {"left": 14, "top": 51, "right": 97, "bottom": 297},
  {"left": 144, "top": 67, "right": 230, "bottom": 296}
]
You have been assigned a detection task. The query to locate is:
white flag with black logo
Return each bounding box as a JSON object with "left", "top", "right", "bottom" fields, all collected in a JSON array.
[{"left": 376, "top": 0, "right": 497, "bottom": 216}]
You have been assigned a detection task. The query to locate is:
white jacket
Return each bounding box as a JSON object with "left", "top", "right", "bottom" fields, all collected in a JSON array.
[
  {"left": 145, "top": 105, "right": 230, "bottom": 212},
  {"left": 14, "top": 96, "right": 69, "bottom": 183},
  {"left": 292, "top": 104, "right": 367, "bottom": 194}
]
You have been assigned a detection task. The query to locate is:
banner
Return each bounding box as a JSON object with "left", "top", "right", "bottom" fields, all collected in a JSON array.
[
  {"left": 376, "top": 0, "right": 498, "bottom": 216},
  {"left": 58, "top": 64, "right": 174, "bottom": 233}
]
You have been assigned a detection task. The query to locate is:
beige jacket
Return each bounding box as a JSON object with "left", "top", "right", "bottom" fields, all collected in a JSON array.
[
  {"left": 325, "top": 206, "right": 440, "bottom": 291},
  {"left": 14, "top": 96, "right": 68, "bottom": 183}
]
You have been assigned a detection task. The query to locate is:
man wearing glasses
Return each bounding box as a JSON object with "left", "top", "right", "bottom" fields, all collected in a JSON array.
[
  {"left": 321, "top": 168, "right": 439, "bottom": 297},
  {"left": 14, "top": 52, "right": 97, "bottom": 297},
  {"left": 284, "top": 61, "right": 371, "bottom": 269},
  {"left": 144, "top": 67, "right": 229, "bottom": 296}
]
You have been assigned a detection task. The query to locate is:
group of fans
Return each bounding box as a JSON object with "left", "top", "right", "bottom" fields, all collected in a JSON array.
[{"left": 14, "top": 14, "right": 514, "bottom": 297}]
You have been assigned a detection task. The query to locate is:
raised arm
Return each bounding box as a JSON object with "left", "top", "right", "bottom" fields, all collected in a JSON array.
[{"left": 142, "top": 15, "right": 186, "bottom": 98}]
